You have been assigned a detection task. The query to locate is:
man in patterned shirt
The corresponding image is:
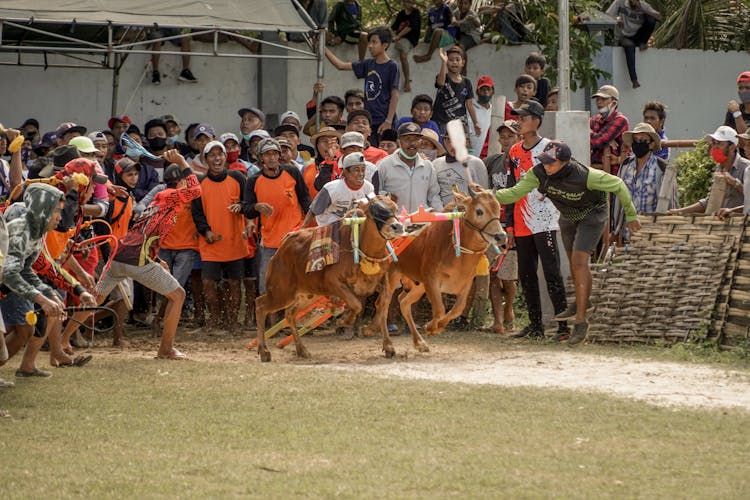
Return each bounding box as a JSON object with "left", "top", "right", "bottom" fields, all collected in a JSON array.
[
  {"left": 95, "top": 149, "right": 201, "bottom": 360},
  {"left": 590, "top": 85, "right": 629, "bottom": 174}
]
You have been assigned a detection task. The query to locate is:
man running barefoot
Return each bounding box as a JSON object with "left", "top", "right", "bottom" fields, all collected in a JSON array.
[{"left": 95, "top": 150, "right": 201, "bottom": 359}]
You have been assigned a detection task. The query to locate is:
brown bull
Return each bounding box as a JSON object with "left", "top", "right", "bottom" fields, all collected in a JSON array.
[
  {"left": 255, "top": 195, "right": 404, "bottom": 362},
  {"left": 390, "top": 189, "right": 506, "bottom": 347}
]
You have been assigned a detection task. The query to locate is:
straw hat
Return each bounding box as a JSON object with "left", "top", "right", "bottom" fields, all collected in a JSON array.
[
  {"left": 311, "top": 126, "right": 341, "bottom": 147},
  {"left": 420, "top": 128, "right": 445, "bottom": 155},
  {"left": 622, "top": 122, "right": 661, "bottom": 151}
]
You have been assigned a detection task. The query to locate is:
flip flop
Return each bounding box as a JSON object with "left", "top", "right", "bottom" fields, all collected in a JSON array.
[
  {"left": 53, "top": 355, "right": 93, "bottom": 368},
  {"left": 0, "top": 379, "right": 14, "bottom": 388},
  {"left": 156, "top": 349, "right": 189, "bottom": 361}
]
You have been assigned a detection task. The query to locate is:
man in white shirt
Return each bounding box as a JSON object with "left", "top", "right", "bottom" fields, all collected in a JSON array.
[
  {"left": 606, "top": 0, "right": 662, "bottom": 88},
  {"left": 469, "top": 75, "right": 494, "bottom": 158},
  {"left": 433, "top": 133, "right": 489, "bottom": 206},
  {"left": 304, "top": 152, "right": 374, "bottom": 227}
]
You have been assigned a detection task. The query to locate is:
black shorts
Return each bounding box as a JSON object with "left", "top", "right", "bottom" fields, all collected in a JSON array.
[
  {"left": 201, "top": 259, "right": 245, "bottom": 281},
  {"left": 559, "top": 206, "right": 608, "bottom": 255},
  {"left": 244, "top": 255, "right": 258, "bottom": 280}
]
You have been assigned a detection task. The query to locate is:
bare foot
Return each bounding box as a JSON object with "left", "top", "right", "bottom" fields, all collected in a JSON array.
[
  {"left": 404, "top": 81, "right": 412, "bottom": 93},
  {"left": 112, "top": 337, "right": 130, "bottom": 348},
  {"left": 50, "top": 355, "right": 73, "bottom": 367}
]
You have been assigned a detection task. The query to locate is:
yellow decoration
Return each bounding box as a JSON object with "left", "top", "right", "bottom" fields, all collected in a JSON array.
[
  {"left": 8, "top": 135, "right": 24, "bottom": 153},
  {"left": 359, "top": 260, "right": 381, "bottom": 275},
  {"left": 475, "top": 255, "right": 490, "bottom": 276},
  {"left": 25, "top": 311, "right": 37, "bottom": 326},
  {"left": 71, "top": 172, "right": 90, "bottom": 187}
]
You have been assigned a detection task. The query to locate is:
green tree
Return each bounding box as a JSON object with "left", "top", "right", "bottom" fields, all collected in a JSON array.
[{"left": 673, "top": 140, "right": 714, "bottom": 207}]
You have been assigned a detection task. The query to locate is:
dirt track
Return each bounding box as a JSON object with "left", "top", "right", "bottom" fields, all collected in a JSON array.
[{"left": 89, "top": 326, "right": 750, "bottom": 411}]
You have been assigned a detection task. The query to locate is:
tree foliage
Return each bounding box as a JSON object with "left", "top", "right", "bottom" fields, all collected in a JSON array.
[
  {"left": 601, "top": 0, "right": 750, "bottom": 51},
  {"left": 673, "top": 140, "right": 715, "bottom": 207}
]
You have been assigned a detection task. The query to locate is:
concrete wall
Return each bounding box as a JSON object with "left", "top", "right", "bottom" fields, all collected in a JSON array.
[
  {"left": 1, "top": 40, "right": 748, "bottom": 144},
  {"left": 0, "top": 42, "right": 257, "bottom": 136}
]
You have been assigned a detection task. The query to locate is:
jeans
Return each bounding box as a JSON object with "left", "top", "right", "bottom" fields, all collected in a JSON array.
[
  {"left": 158, "top": 248, "right": 198, "bottom": 288},
  {"left": 258, "top": 246, "right": 278, "bottom": 294}
]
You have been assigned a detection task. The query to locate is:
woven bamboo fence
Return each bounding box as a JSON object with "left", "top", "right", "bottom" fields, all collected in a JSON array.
[{"left": 585, "top": 214, "right": 750, "bottom": 347}]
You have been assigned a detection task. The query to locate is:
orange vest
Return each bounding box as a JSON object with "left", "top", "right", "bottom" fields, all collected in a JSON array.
[{"left": 197, "top": 176, "right": 249, "bottom": 262}]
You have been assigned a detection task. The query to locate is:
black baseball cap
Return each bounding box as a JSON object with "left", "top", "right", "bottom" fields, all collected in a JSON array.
[
  {"left": 538, "top": 140, "right": 572, "bottom": 165},
  {"left": 273, "top": 123, "right": 299, "bottom": 137},
  {"left": 163, "top": 163, "right": 183, "bottom": 183},
  {"left": 397, "top": 122, "right": 422, "bottom": 137},
  {"left": 511, "top": 100, "right": 545, "bottom": 119}
]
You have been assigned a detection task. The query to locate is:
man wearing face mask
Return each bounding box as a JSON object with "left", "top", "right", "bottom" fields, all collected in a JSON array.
[
  {"left": 590, "top": 85, "right": 629, "bottom": 174},
  {"left": 469, "top": 75, "right": 495, "bottom": 159},
  {"left": 371, "top": 122, "right": 442, "bottom": 213},
  {"left": 612, "top": 122, "right": 675, "bottom": 242},
  {"left": 143, "top": 119, "right": 170, "bottom": 177},
  {"left": 667, "top": 126, "right": 748, "bottom": 215},
  {"left": 725, "top": 71, "right": 750, "bottom": 137}
]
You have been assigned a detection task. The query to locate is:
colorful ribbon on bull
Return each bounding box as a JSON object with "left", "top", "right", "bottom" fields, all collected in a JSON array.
[
  {"left": 25, "top": 305, "right": 120, "bottom": 333},
  {"left": 342, "top": 215, "right": 366, "bottom": 264},
  {"left": 401, "top": 205, "right": 464, "bottom": 257}
]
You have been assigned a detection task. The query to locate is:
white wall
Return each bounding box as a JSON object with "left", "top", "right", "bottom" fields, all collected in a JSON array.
[
  {"left": 0, "top": 42, "right": 257, "bottom": 137},
  {"left": 1, "top": 40, "right": 748, "bottom": 144},
  {"left": 288, "top": 42, "right": 750, "bottom": 143}
]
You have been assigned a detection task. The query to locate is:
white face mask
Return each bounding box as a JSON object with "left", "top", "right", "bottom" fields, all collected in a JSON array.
[
  {"left": 597, "top": 105, "right": 611, "bottom": 119},
  {"left": 419, "top": 149, "right": 437, "bottom": 161}
]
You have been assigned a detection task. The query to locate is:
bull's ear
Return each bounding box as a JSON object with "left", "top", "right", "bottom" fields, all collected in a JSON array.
[
  {"left": 384, "top": 191, "right": 398, "bottom": 204},
  {"left": 356, "top": 199, "right": 368, "bottom": 211},
  {"left": 453, "top": 186, "right": 469, "bottom": 205}
]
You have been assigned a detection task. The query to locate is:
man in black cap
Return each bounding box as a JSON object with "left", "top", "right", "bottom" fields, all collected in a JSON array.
[
  {"left": 493, "top": 139, "right": 641, "bottom": 345},
  {"left": 19, "top": 118, "right": 40, "bottom": 144},
  {"left": 503, "top": 99, "right": 569, "bottom": 341}
]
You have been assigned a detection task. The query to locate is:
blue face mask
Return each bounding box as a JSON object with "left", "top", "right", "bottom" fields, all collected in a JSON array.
[
  {"left": 167, "top": 135, "right": 179, "bottom": 145},
  {"left": 242, "top": 133, "right": 253, "bottom": 142},
  {"left": 125, "top": 147, "right": 141, "bottom": 159},
  {"left": 399, "top": 148, "right": 419, "bottom": 160}
]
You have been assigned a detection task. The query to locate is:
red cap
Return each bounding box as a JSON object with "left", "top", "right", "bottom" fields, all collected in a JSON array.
[
  {"left": 107, "top": 115, "right": 132, "bottom": 130},
  {"left": 63, "top": 158, "right": 109, "bottom": 184},
  {"left": 477, "top": 75, "right": 495, "bottom": 89},
  {"left": 738, "top": 71, "right": 750, "bottom": 84}
]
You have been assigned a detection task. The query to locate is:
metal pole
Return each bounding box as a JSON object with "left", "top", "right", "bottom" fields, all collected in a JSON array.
[
  {"left": 315, "top": 28, "right": 325, "bottom": 131},
  {"left": 111, "top": 52, "right": 120, "bottom": 117},
  {"left": 558, "top": 0, "right": 571, "bottom": 112}
]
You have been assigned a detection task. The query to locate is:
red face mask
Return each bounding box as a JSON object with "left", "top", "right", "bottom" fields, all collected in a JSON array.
[
  {"left": 710, "top": 146, "right": 728, "bottom": 164},
  {"left": 226, "top": 150, "right": 240, "bottom": 163}
]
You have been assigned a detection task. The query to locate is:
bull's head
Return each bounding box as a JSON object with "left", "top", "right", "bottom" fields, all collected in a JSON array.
[
  {"left": 358, "top": 194, "right": 404, "bottom": 240},
  {"left": 453, "top": 187, "right": 507, "bottom": 247}
]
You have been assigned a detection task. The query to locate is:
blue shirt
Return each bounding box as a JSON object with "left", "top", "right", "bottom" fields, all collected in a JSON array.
[
  {"left": 352, "top": 58, "right": 400, "bottom": 126},
  {"left": 654, "top": 129, "right": 670, "bottom": 161},
  {"left": 395, "top": 117, "right": 440, "bottom": 136}
]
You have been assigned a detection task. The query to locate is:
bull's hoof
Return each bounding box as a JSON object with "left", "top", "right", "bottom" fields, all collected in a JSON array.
[
  {"left": 259, "top": 347, "right": 272, "bottom": 363},
  {"left": 340, "top": 327, "right": 356, "bottom": 341},
  {"left": 416, "top": 342, "right": 430, "bottom": 352},
  {"left": 383, "top": 346, "right": 396, "bottom": 358},
  {"left": 295, "top": 344, "right": 311, "bottom": 358}
]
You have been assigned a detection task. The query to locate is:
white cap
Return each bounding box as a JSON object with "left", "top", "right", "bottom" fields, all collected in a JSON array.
[
  {"left": 280, "top": 110, "right": 301, "bottom": 125},
  {"left": 219, "top": 132, "right": 240, "bottom": 145},
  {"left": 203, "top": 140, "right": 226, "bottom": 155},
  {"left": 706, "top": 125, "right": 738, "bottom": 145},
  {"left": 247, "top": 129, "right": 270, "bottom": 142},
  {"left": 342, "top": 152, "right": 366, "bottom": 169},
  {"left": 340, "top": 131, "right": 365, "bottom": 149}
]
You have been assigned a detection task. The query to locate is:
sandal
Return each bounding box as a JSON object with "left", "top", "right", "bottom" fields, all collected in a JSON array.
[
  {"left": 156, "top": 348, "right": 188, "bottom": 360},
  {"left": 54, "top": 355, "right": 93, "bottom": 368}
]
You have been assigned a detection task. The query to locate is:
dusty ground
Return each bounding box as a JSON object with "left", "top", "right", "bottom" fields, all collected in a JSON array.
[{"left": 80, "top": 324, "right": 750, "bottom": 411}]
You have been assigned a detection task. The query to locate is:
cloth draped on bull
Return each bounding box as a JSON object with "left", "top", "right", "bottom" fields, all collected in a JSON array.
[{"left": 306, "top": 223, "right": 341, "bottom": 273}]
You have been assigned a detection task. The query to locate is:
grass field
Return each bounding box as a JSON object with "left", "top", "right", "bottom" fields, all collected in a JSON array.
[{"left": 1, "top": 332, "right": 750, "bottom": 498}]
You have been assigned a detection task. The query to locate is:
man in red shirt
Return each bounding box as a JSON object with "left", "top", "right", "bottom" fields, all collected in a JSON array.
[
  {"left": 190, "top": 141, "right": 249, "bottom": 333},
  {"left": 243, "top": 138, "right": 311, "bottom": 293}
]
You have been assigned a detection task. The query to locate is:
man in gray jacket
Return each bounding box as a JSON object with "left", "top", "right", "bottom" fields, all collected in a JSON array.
[{"left": 372, "top": 122, "right": 442, "bottom": 212}]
